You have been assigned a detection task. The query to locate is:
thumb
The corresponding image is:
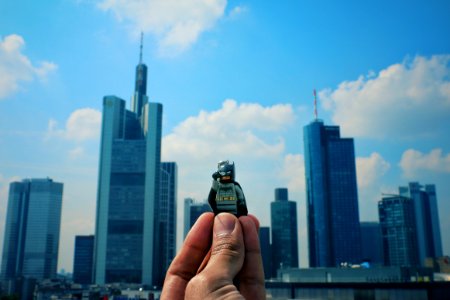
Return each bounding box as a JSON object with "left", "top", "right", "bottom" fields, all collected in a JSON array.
[{"left": 203, "top": 213, "right": 244, "bottom": 280}]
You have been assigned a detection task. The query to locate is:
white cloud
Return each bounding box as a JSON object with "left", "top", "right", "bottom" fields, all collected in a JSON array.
[
  {"left": 47, "top": 108, "right": 101, "bottom": 142},
  {"left": 163, "top": 99, "right": 294, "bottom": 164},
  {"left": 399, "top": 148, "right": 450, "bottom": 178},
  {"left": 280, "top": 154, "right": 305, "bottom": 193},
  {"left": 0, "top": 34, "right": 57, "bottom": 99},
  {"left": 98, "top": 0, "right": 227, "bottom": 54},
  {"left": 356, "top": 152, "right": 390, "bottom": 188},
  {"left": 320, "top": 55, "right": 450, "bottom": 139}
]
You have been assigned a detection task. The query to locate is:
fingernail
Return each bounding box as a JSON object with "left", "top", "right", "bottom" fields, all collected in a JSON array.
[{"left": 214, "top": 213, "right": 236, "bottom": 236}]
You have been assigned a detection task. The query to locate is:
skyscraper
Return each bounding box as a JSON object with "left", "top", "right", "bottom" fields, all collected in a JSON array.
[
  {"left": 158, "top": 162, "right": 177, "bottom": 285},
  {"left": 183, "top": 198, "right": 211, "bottom": 238},
  {"left": 1, "top": 178, "right": 63, "bottom": 280},
  {"left": 93, "top": 40, "right": 163, "bottom": 286},
  {"left": 360, "top": 222, "right": 384, "bottom": 266},
  {"left": 399, "top": 182, "right": 443, "bottom": 265},
  {"left": 270, "top": 188, "right": 298, "bottom": 277},
  {"left": 73, "top": 235, "right": 94, "bottom": 285},
  {"left": 303, "top": 120, "right": 361, "bottom": 267},
  {"left": 378, "top": 195, "right": 418, "bottom": 266}
]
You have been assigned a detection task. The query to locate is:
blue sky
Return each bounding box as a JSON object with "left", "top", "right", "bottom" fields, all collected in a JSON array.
[{"left": 1, "top": 0, "right": 449, "bottom": 272}]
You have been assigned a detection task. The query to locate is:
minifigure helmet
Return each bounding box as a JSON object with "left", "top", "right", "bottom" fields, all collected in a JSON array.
[{"left": 217, "top": 160, "right": 235, "bottom": 182}]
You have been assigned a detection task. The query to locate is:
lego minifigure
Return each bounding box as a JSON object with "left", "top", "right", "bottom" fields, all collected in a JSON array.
[{"left": 208, "top": 160, "right": 248, "bottom": 217}]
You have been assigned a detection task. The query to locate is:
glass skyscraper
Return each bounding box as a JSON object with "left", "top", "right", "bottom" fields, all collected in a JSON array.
[
  {"left": 1, "top": 178, "right": 63, "bottom": 280},
  {"left": 158, "top": 162, "right": 177, "bottom": 285},
  {"left": 73, "top": 235, "right": 94, "bottom": 285},
  {"left": 399, "top": 182, "right": 442, "bottom": 265},
  {"left": 270, "top": 188, "right": 298, "bottom": 277},
  {"left": 303, "top": 120, "right": 361, "bottom": 267},
  {"left": 93, "top": 45, "right": 163, "bottom": 286},
  {"left": 378, "top": 195, "right": 418, "bottom": 266}
]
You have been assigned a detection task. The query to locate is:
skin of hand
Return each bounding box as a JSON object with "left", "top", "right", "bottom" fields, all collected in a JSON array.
[{"left": 160, "top": 212, "right": 266, "bottom": 300}]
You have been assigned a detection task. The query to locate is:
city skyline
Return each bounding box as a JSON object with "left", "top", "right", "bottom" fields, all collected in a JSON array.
[{"left": 1, "top": 0, "right": 450, "bottom": 272}]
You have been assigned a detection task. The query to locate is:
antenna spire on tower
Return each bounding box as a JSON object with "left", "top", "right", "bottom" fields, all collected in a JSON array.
[
  {"left": 139, "top": 32, "right": 143, "bottom": 64},
  {"left": 313, "top": 89, "right": 318, "bottom": 120}
]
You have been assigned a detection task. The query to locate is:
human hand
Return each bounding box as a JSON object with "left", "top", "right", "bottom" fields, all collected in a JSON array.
[{"left": 161, "top": 212, "right": 266, "bottom": 300}]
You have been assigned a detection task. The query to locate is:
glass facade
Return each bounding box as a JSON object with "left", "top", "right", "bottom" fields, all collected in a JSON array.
[
  {"left": 94, "top": 56, "right": 163, "bottom": 286},
  {"left": 399, "top": 182, "right": 443, "bottom": 266},
  {"left": 157, "top": 162, "right": 177, "bottom": 286},
  {"left": 0, "top": 178, "right": 63, "bottom": 280},
  {"left": 360, "top": 222, "right": 384, "bottom": 266},
  {"left": 271, "top": 188, "right": 298, "bottom": 277},
  {"left": 303, "top": 120, "right": 361, "bottom": 267},
  {"left": 379, "top": 196, "right": 418, "bottom": 266},
  {"left": 73, "top": 235, "right": 94, "bottom": 285}
]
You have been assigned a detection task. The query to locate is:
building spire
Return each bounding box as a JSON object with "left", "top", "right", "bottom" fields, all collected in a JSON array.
[
  {"left": 313, "top": 89, "right": 318, "bottom": 120},
  {"left": 139, "top": 32, "right": 143, "bottom": 64}
]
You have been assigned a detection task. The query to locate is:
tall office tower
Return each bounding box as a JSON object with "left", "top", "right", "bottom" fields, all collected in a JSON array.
[
  {"left": 73, "top": 235, "right": 94, "bottom": 285},
  {"left": 303, "top": 120, "right": 362, "bottom": 267},
  {"left": 399, "top": 182, "right": 442, "bottom": 265},
  {"left": 270, "top": 188, "right": 298, "bottom": 277},
  {"left": 1, "top": 178, "right": 63, "bottom": 280},
  {"left": 93, "top": 39, "right": 163, "bottom": 286},
  {"left": 158, "top": 162, "right": 177, "bottom": 285},
  {"left": 360, "top": 222, "right": 384, "bottom": 265},
  {"left": 183, "top": 198, "right": 211, "bottom": 238},
  {"left": 259, "top": 227, "right": 271, "bottom": 279},
  {"left": 378, "top": 196, "right": 418, "bottom": 266}
]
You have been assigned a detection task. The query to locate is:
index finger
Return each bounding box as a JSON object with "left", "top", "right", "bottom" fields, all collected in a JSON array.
[{"left": 161, "top": 212, "right": 214, "bottom": 300}]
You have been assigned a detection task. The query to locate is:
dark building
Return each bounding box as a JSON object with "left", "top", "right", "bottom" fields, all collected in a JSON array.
[
  {"left": 399, "top": 182, "right": 442, "bottom": 265},
  {"left": 259, "top": 227, "right": 271, "bottom": 279},
  {"left": 93, "top": 38, "right": 163, "bottom": 286},
  {"left": 73, "top": 235, "right": 94, "bottom": 285},
  {"left": 1, "top": 178, "right": 63, "bottom": 281},
  {"left": 303, "top": 120, "right": 361, "bottom": 267},
  {"left": 379, "top": 195, "right": 418, "bottom": 266},
  {"left": 158, "top": 162, "right": 177, "bottom": 284},
  {"left": 183, "top": 198, "right": 211, "bottom": 238},
  {"left": 271, "top": 188, "right": 298, "bottom": 277},
  {"left": 360, "top": 222, "right": 384, "bottom": 265}
]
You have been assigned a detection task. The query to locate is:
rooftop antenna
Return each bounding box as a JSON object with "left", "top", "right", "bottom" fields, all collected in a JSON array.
[
  {"left": 313, "top": 89, "right": 318, "bottom": 120},
  {"left": 139, "top": 32, "right": 143, "bottom": 64}
]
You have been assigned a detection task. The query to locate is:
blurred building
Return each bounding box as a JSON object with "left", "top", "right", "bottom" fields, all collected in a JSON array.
[
  {"left": 93, "top": 39, "right": 163, "bottom": 286},
  {"left": 379, "top": 195, "right": 418, "bottom": 266},
  {"left": 73, "top": 235, "right": 94, "bottom": 285},
  {"left": 270, "top": 188, "right": 298, "bottom": 277},
  {"left": 1, "top": 178, "right": 63, "bottom": 281},
  {"left": 158, "top": 162, "right": 177, "bottom": 284},
  {"left": 259, "top": 227, "right": 271, "bottom": 279},
  {"left": 360, "top": 222, "right": 384, "bottom": 266},
  {"left": 183, "top": 198, "right": 211, "bottom": 238},
  {"left": 399, "top": 182, "right": 443, "bottom": 265},
  {"left": 303, "top": 120, "right": 361, "bottom": 267}
]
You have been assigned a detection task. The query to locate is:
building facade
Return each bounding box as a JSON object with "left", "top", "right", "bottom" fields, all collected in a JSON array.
[
  {"left": 1, "top": 178, "right": 63, "bottom": 280},
  {"left": 73, "top": 235, "right": 94, "bottom": 285},
  {"left": 93, "top": 46, "right": 163, "bottom": 286},
  {"left": 399, "top": 182, "right": 442, "bottom": 265},
  {"left": 303, "top": 120, "right": 361, "bottom": 267},
  {"left": 158, "top": 162, "right": 177, "bottom": 285},
  {"left": 270, "top": 188, "right": 298, "bottom": 277},
  {"left": 360, "top": 222, "right": 384, "bottom": 266},
  {"left": 378, "top": 195, "right": 418, "bottom": 266},
  {"left": 259, "top": 227, "right": 271, "bottom": 279},
  {"left": 183, "top": 198, "right": 211, "bottom": 238}
]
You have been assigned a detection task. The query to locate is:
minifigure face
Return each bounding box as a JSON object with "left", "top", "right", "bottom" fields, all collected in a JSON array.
[{"left": 217, "top": 160, "right": 235, "bottom": 182}]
